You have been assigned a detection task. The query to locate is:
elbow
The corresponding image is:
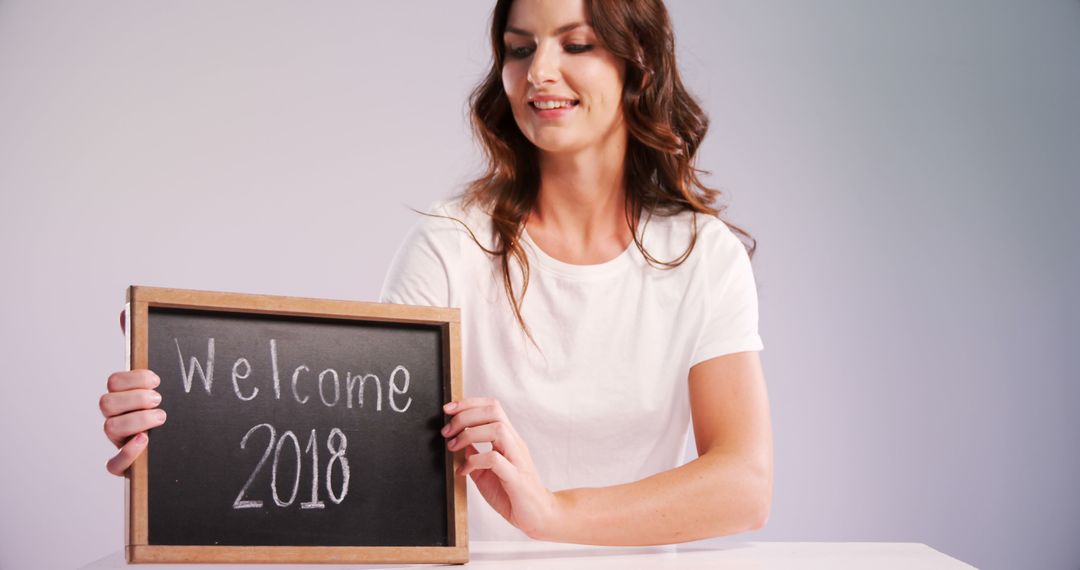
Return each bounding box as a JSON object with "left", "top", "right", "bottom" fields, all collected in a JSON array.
[
  {"left": 701, "top": 478, "right": 771, "bottom": 539},
  {"left": 746, "top": 463, "right": 773, "bottom": 532},
  {"left": 747, "top": 492, "right": 771, "bottom": 531},
  {"left": 724, "top": 479, "right": 770, "bottom": 534},
  {"left": 695, "top": 452, "right": 773, "bottom": 538},
  {"left": 700, "top": 461, "right": 773, "bottom": 537},
  {"left": 735, "top": 463, "right": 773, "bottom": 533}
]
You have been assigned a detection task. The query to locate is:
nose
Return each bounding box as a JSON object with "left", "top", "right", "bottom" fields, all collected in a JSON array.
[{"left": 527, "top": 42, "right": 559, "bottom": 87}]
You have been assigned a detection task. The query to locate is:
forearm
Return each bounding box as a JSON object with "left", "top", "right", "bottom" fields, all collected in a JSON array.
[{"left": 534, "top": 451, "right": 772, "bottom": 546}]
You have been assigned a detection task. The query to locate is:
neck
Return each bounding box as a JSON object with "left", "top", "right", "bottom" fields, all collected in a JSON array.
[
  {"left": 538, "top": 152, "right": 623, "bottom": 220},
  {"left": 527, "top": 139, "right": 633, "bottom": 264}
]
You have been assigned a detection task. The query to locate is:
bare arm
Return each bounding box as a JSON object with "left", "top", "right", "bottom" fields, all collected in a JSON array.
[{"left": 443, "top": 350, "right": 773, "bottom": 544}]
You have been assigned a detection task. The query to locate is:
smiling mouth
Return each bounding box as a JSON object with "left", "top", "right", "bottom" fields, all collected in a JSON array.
[{"left": 529, "top": 100, "right": 580, "bottom": 110}]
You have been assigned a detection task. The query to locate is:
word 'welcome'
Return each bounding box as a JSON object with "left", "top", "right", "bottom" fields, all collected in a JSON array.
[{"left": 174, "top": 338, "right": 413, "bottom": 412}]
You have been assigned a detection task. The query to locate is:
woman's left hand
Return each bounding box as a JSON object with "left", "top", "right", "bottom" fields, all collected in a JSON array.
[{"left": 442, "top": 397, "right": 558, "bottom": 538}]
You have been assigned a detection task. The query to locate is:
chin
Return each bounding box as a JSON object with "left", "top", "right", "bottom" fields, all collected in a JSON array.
[{"left": 526, "top": 135, "right": 586, "bottom": 155}]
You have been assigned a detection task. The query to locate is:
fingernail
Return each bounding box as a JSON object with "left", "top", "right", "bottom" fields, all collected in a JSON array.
[
  {"left": 447, "top": 437, "right": 457, "bottom": 448},
  {"left": 441, "top": 425, "right": 450, "bottom": 436},
  {"left": 150, "top": 392, "right": 162, "bottom": 405},
  {"left": 134, "top": 433, "right": 147, "bottom": 444},
  {"left": 155, "top": 409, "right": 167, "bottom": 422},
  {"left": 443, "top": 402, "right": 457, "bottom": 412}
]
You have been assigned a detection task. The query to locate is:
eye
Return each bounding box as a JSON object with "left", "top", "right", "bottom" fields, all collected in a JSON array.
[
  {"left": 565, "top": 44, "right": 594, "bottom": 54},
  {"left": 506, "top": 45, "right": 534, "bottom": 59}
]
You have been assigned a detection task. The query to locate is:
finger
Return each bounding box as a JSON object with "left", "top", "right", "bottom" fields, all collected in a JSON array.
[
  {"left": 106, "top": 432, "right": 148, "bottom": 476},
  {"left": 107, "top": 370, "right": 160, "bottom": 393},
  {"left": 454, "top": 444, "right": 479, "bottom": 475},
  {"left": 444, "top": 397, "right": 504, "bottom": 416},
  {"left": 119, "top": 309, "right": 126, "bottom": 335},
  {"left": 103, "top": 409, "right": 166, "bottom": 447},
  {"left": 459, "top": 449, "right": 516, "bottom": 481},
  {"left": 441, "top": 405, "right": 509, "bottom": 439},
  {"left": 447, "top": 422, "right": 522, "bottom": 461},
  {"left": 99, "top": 389, "right": 161, "bottom": 418}
]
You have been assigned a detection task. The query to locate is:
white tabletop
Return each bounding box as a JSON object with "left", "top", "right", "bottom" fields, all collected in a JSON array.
[{"left": 81, "top": 540, "right": 975, "bottom": 569}]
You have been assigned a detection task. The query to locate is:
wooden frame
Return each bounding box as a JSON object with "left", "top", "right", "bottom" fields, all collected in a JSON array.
[{"left": 124, "top": 285, "right": 468, "bottom": 564}]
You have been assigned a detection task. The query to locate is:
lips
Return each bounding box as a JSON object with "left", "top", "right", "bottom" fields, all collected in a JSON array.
[{"left": 529, "top": 99, "right": 579, "bottom": 110}]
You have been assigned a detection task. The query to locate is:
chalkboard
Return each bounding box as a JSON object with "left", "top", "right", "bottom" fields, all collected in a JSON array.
[{"left": 124, "top": 286, "right": 467, "bottom": 564}]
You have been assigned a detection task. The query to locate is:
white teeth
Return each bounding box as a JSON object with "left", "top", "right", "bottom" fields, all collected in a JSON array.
[{"left": 532, "top": 100, "right": 575, "bottom": 110}]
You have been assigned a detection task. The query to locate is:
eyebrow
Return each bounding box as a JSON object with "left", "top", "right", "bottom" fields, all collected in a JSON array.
[{"left": 505, "top": 22, "right": 589, "bottom": 37}]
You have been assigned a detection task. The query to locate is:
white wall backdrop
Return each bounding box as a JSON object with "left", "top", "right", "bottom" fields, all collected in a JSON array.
[{"left": 1, "top": 2, "right": 1077, "bottom": 569}]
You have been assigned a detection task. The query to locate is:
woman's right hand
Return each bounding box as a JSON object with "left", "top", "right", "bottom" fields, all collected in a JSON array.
[{"left": 100, "top": 310, "right": 166, "bottom": 476}]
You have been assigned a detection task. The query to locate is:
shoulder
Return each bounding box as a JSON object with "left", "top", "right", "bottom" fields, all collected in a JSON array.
[
  {"left": 379, "top": 196, "right": 497, "bottom": 306},
  {"left": 639, "top": 209, "right": 750, "bottom": 268},
  {"left": 409, "top": 196, "right": 496, "bottom": 253}
]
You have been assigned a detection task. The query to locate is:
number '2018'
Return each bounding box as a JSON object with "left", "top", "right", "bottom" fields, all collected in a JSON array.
[{"left": 232, "top": 423, "right": 350, "bottom": 509}]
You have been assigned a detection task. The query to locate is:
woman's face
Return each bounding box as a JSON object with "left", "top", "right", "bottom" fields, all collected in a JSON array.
[{"left": 501, "top": 0, "right": 627, "bottom": 156}]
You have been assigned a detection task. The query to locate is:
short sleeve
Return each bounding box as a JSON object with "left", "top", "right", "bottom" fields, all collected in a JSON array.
[
  {"left": 379, "top": 205, "right": 462, "bottom": 308},
  {"left": 689, "top": 223, "right": 764, "bottom": 366}
]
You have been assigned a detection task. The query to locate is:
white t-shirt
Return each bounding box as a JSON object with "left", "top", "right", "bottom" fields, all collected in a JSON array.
[{"left": 379, "top": 198, "right": 763, "bottom": 540}]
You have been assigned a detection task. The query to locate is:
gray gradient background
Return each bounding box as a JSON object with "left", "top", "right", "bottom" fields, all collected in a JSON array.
[{"left": 1, "top": 1, "right": 1077, "bottom": 569}]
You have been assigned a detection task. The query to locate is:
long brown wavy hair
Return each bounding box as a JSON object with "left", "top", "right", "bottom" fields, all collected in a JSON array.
[{"left": 453, "top": 0, "right": 755, "bottom": 339}]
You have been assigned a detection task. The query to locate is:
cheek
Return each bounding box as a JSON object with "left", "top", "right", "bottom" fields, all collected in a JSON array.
[
  {"left": 584, "top": 68, "right": 624, "bottom": 114},
  {"left": 570, "top": 56, "right": 624, "bottom": 108},
  {"left": 501, "top": 63, "right": 525, "bottom": 104}
]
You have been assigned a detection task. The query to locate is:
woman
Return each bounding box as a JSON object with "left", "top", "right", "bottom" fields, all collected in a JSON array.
[{"left": 99, "top": 0, "right": 773, "bottom": 546}]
